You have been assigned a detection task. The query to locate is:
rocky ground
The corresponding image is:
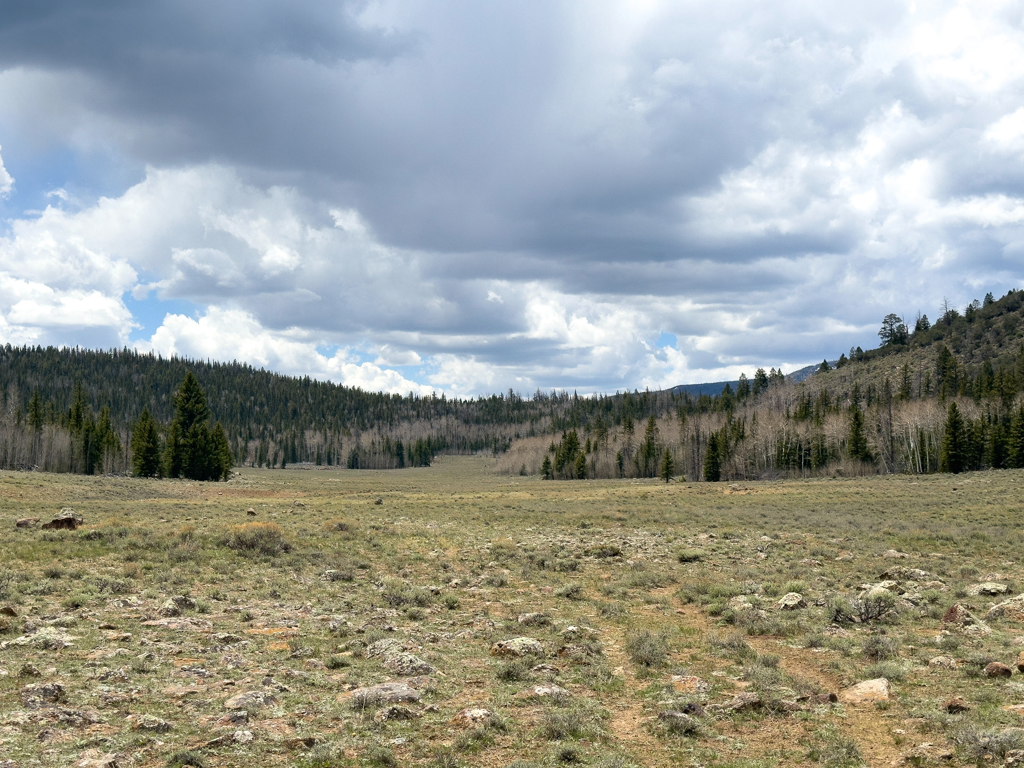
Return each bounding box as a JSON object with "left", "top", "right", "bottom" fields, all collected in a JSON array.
[{"left": 2, "top": 458, "right": 1024, "bottom": 767}]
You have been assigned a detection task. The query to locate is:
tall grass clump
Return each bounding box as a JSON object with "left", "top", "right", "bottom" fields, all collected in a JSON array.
[{"left": 227, "top": 522, "right": 292, "bottom": 556}]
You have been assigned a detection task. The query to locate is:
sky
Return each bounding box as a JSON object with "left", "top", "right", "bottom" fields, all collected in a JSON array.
[{"left": 1, "top": 1, "right": 1023, "bottom": 397}]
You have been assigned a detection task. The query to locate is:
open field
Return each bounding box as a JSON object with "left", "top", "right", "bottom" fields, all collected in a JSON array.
[{"left": 4, "top": 459, "right": 1024, "bottom": 767}]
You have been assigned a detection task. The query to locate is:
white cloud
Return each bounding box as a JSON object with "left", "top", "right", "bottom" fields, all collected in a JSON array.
[
  {"left": 0, "top": 145, "right": 12, "bottom": 197},
  {"left": 139, "top": 307, "right": 435, "bottom": 395}
]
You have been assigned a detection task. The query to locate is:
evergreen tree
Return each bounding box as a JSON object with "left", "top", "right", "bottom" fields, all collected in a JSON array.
[
  {"left": 703, "top": 433, "right": 721, "bottom": 482},
  {"left": 164, "top": 372, "right": 231, "bottom": 481},
  {"left": 131, "top": 407, "right": 162, "bottom": 477},
  {"left": 211, "top": 423, "right": 234, "bottom": 481},
  {"left": 660, "top": 449, "right": 674, "bottom": 483},
  {"left": 939, "top": 402, "right": 966, "bottom": 473},
  {"left": 541, "top": 455, "right": 552, "bottom": 479},
  {"left": 1010, "top": 405, "right": 1024, "bottom": 469},
  {"left": 574, "top": 451, "right": 587, "bottom": 480},
  {"left": 28, "top": 389, "right": 43, "bottom": 432},
  {"left": 847, "top": 407, "right": 872, "bottom": 462}
]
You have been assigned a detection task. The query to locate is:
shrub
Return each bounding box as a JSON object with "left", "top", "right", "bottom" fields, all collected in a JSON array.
[
  {"left": 497, "top": 660, "right": 532, "bottom": 682},
  {"left": 624, "top": 630, "right": 668, "bottom": 667},
  {"left": 167, "top": 751, "right": 206, "bottom": 768},
  {"left": 541, "top": 708, "right": 590, "bottom": 740},
  {"left": 862, "top": 634, "right": 899, "bottom": 661},
  {"left": 555, "top": 583, "right": 584, "bottom": 600},
  {"left": 227, "top": 523, "right": 291, "bottom": 556}
]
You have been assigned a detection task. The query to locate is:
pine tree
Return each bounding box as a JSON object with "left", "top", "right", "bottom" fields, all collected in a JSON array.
[
  {"left": 940, "top": 402, "right": 966, "bottom": 473},
  {"left": 660, "top": 449, "right": 674, "bottom": 483},
  {"left": 1010, "top": 405, "right": 1024, "bottom": 469},
  {"left": 847, "top": 407, "right": 873, "bottom": 462},
  {"left": 131, "top": 407, "right": 162, "bottom": 477},
  {"left": 574, "top": 451, "right": 587, "bottom": 480},
  {"left": 28, "top": 389, "right": 43, "bottom": 432},
  {"left": 211, "top": 423, "right": 234, "bottom": 480},
  {"left": 541, "top": 455, "right": 552, "bottom": 479},
  {"left": 703, "top": 433, "right": 721, "bottom": 482},
  {"left": 164, "top": 372, "right": 231, "bottom": 481}
]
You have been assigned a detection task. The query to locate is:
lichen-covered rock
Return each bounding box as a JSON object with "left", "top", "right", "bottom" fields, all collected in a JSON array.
[
  {"left": 777, "top": 592, "right": 806, "bottom": 610},
  {"left": 880, "top": 566, "right": 931, "bottom": 581},
  {"left": 224, "top": 691, "right": 276, "bottom": 710},
  {"left": 671, "top": 675, "right": 710, "bottom": 693},
  {"left": 517, "top": 612, "right": 551, "bottom": 627},
  {"left": 383, "top": 652, "right": 435, "bottom": 676},
  {"left": 709, "top": 692, "right": 762, "bottom": 713},
  {"left": 365, "top": 638, "right": 406, "bottom": 659},
  {"left": 453, "top": 707, "right": 493, "bottom": 727},
  {"left": 942, "top": 603, "right": 991, "bottom": 636},
  {"left": 20, "top": 682, "right": 64, "bottom": 707},
  {"left": 129, "top": 714, "right": 172, "bottom": 732},
  {"left": 490, "top": 637, "right": 543, "bottom": 657},
  {"left": 374, "top": 705, "right": 420, "bottom": 723},
  {"left": 967, "top": 582, "right": 1009, "bottom": 596},
  {"left": 987, "top": 595, "right": 1024, "bottom": 622},
  {"left": 944, "top": 696, "right": 970, "bottom": 713},
  {"left": 515, "top": 684, "right": 570, "bottom": 701},
  {"left": 840, "top": 678, "right": 890, "bottom": 704},
  {"left": 985, "top": 662, "right": 1013, "bottom": 678},
  {"left": 929, "top": 656, "right": 958, "bottom": 669},
  {"left": 345, "top": 682, "right": 421, "bottom": 708}
]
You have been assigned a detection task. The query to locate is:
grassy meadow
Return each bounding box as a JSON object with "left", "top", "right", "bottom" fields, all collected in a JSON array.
[{"left": 3, "top": 457, "right": 1024, "bottom": 767}]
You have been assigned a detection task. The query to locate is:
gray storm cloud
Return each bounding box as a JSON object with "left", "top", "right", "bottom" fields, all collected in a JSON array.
[{"left": 0, "top": 1, "right": 1021, "bottom": 393}]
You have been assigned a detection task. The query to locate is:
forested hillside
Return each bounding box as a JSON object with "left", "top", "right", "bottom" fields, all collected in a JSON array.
[{"left": 2, "top": 287, "right": 1023, "bottom": 480}]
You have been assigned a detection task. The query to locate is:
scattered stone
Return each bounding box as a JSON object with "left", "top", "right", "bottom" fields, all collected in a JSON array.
[
  {"left": 374, "top": 705, "right": 420, "bottom": 723},
  {"left": 75, "top": 751, "right": 127, "bottom": 768},
  {"left": 20, "top": 682, "right": 65, "bottom": 707},
  {"left": 532, "top": 663, "right": 559, "bottom": 676},
  {"left": 840, "top": 678, "right": 890, "bottom": 704},
  {"left": 18, "top": 663, "right": 41, "bottom": 677},
  {"left": 835, "top": 551, "right": 854, "bottom": 561},
  {"left": 944, "top": 696, "right": 970, "bottom": 714},
  {"left": 246, "top": 508, "right": 256, "bottom": 516},
  {"left": 384, "top": 652, "right": 436, "bottom": 676},
  {"left": 679, "top": 701, "right": 706, "bottom": 716},
  {"left": 967, "top": 582, "right": 1009, "bottom": 596},
  {"left": 798, "top": 693, "right": 838, "bottom": 706},
  {"left": 561, "top": 625, "right": 598, "bottom": 640},
  {"left": 882, "top": 549, "right": 911, "bottom": 559},
  {"left": 158, "top": 595, "right": 196, "bottom": 617},
  {"left": 986, "top": 662, "right": 1013, "bottom": 678},
  {"left": 516, "top": 684, "right": 570, "bottom": 701},
  {"left": 284, "top": 736, "right": 320, "bottom": 749},
  {"left": 0, "top": 605, "right": 17, "bottom": 616},
  {"left": 374, "top": 497, "right": 383, "bottom": 505},
  {"left": 490, "top": 637, "right": 544, "bottom": 657},
  {"left": 880, "top": 566, "right": 931, "bottom": 581},
  {"left": 671, "top": 675, "right": 711, "bottom": 694},
  {"left": 1006, "top": 749, "right": 1024, "bottom": 768},
  {"left": 1017, "top": 651, "right": 1024, "bottom": 673},
  {"left": 41, "top": 509, "right": 83, "bottom": 530},
  {"left": 777, "top": 592, "right": 807, "bottom": 610},
  {"left": 16, "top": 517, "right": 40, "bottom": 528},
  {"left": 929, "top": 656, "right": 958, "bottom": 670},
  {"left": 899, "top": 743, "right": 955, "bottom": 764},
  {"left": 942, "top": 603, "right": 992, "bottom": 636},
  {"left": 709, "top": 692, "right": 762, "bottom": 713},
  {"left": 129, "top": 713, "right": 172, "bottom": 732},
  {"left": 658, "top": 711, "right": 699, "bottom": 733},
  {"left": 453, "top": 707, "right": 493, "bottom": 727},
  {"left": 224, "top": 691, "right": 277, "bottom": 709},
  {"left": 214, "top": 633, "right": 244, "bottom": 645},
  {"left": 988, "top": 595, "right": 1024, "bottom": 622},
  {"left": 233, "top": 730, "right": 254, "bottom": 744},
  {"left": 800, "top": 558, "right": 822, "bottom": 567},
  {"left": 217, "top": 710, "right": 248, "bottom": 726},
  {"left": 1, "top": 626, "right": 76, "bottom": 650},
  {"left": 345, "top": 682, "right": 421, "bottom": 708},
  {"left": 366, "top": 638, "right": 407, "bottom": 659}
]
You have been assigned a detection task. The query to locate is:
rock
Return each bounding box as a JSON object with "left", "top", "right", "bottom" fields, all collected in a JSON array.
[
  {"left": 374, "top": 497, "right": 383, "bottom": 505},
  {"left": 899, "top": 744, "right": 955, "bottom": 764},
  {"left": 942, "top": 603, "right": 992, "bottom": 636},
  {"left": 233, "top": 730, "right": 254, "bottom": 744},
  {"left": 777, "top": 592, "right": 807, "bottom": 610},
  {"left": 384, "top": 652, "right": 436, "bottom": 676},
  {"left": 727, "top": 595, "right": 755, "bottom": 611},
  {"left": 710, "top": 692, "right": 762, "bottom": 713},
  {"left": 671, "top": 675, "right": 711, "bottom": 693},
  {"left": 880, "top": 566, "right": 931, "bottom": 581},
  {"left": 490, "top": 637, "right": 544, "bottom": 657},
  {"left": 1006, "top": 749, "right": 1024, "bottom": 767},
  {"left": 246, "top": 508, "right": 256, "bottom": 516},
  {"left": 944, "top": 696, "right": 970, "bottom": 713},
  {"left": 518, "top": 612, "right": 552, "bottom": 626},
  {"left": 15, "top": 517, "right": 39, "bottom": 528},
  {"left": 75, "top": 751, "right": 127, "bottom": 768},
  {"left": 798, "top": 693, "right": 838, "bottom": 706},
  {"left": 453, "top": 707, "right": 493, "bottom": 727},
  {"left": 130, "top": 714, "right": 172, "bottom": 732},
  {"left": 988, "top": 595, "right": 1024, "bottom": 622},
  {"left": 346, "top": 682, "right": 421, "bottom": 708},
  {"left": 679, "top": 701, "right": 706, "bottom": 716},
  {"left": 532, "top": 663, "right": 559, "bottom": 676},
  {"left": 158, "top": 595, "right": 196, "bottom": 617},
  {"left": 284, "top": 736, "right": 320, "bottom": 749},
  {"left": 835, "top": 551, "right": 854, "bottom": 561},
  {"left": 658, "top": 711, "right": 699, "bottom": 733},
  {"left": 929, "top": 656, "right": 958, "bottom": 670},
  {"left": 224, "top": 691, "right": 277, "bottom": 709},
  {"left": 840, "top": 678, "right": 890, "bottom": 704},
  {"left": 217, "top": 710, "right": 248, "bottom": 726},
  {"left": 20, "top": 682, "right": 65, "bottom": 706},
  {"left": 374, "top": 705, "right": 420, "bottom": 723},
  {"left": 986, "top": 662, "right": 1013, "bottom": 678},
  {"left": 366, "top": 638, "right": 407, "bottom": 659},
  {"left": 882, "top": 549, "right": 910, "bottom": 559},
  {"left": 1017, "top": 651, "right": 1024, "bottom": 673},
  {"left": 967, "top": 582, "right": 1009, "bottom": 596},
  {"left": 18, "top": 663, "right": 41, "bottom": 677},
  {"left": 0, "top": 605, "right": 16, "bottom": 617},
  {"left": 42, "top": 509, "right": 83, "bottom": 530},
  {"left": 516, "top": 684, "right": 571, "bottom": 701},
  {"left": 561, "top": 625, "right": 598, "bottom": 640},
  {"left": 213, "top": 633, "right": 244, "bottom": 645}
]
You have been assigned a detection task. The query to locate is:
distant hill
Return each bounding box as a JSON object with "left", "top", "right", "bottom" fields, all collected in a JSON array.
[{"left": 669, "top": 380, "right": 738, "bottom": 397}]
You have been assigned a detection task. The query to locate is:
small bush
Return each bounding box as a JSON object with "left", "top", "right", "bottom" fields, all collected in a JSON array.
[
  {"left": 676, "top": 549, "right": 702, "bottom": 563},
  {"left": 806, "top": 724, "right": 862, "bottom": 767},
  {"left": 322, "top": 518, "right": 357, "bottom": 533},
  {"left": 326, "top": 655, "right": 350, "bottom": 670},
  {"left": 497, "top": 660, "right": 532, "bottom": 682},
  {"left": 624, "top": 630, "right": 669, "bottom": 668},
  {"left": 227, "top": 523, "right": 291, "bottom": 556},
  {"left": 442, "top": 594, "right": 460, "bottom": 610},
  {"left": 555, "top": 583, "right": 584, "bottom": 600},
  {"left": 364, "top": 745, "right": 397, "bottom": 767},
  {"left": 483, "top": 573, "right": 508, "bottom": 588},
  {"left": 954, "top": 726, "right": 1024, "bottom": 762},
  {"left": 862, "top": 634, "right": 899, "bottom": 661},
  {"left": 541, "top": 708, "right": 590, "bottom": 740},
  {"left": 863, "top": 660, "right": 907, "bottom": 681},
  {"left": 167, "top": 751, "right": 206, "bottom": 768}
]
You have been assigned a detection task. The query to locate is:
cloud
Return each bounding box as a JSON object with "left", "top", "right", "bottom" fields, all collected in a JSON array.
[
  {"left": 1, "top": 2, "right": 1024, "bottom": 392},
  {"left": 0, "top": 145, "right": 12, "bottom": 197}
]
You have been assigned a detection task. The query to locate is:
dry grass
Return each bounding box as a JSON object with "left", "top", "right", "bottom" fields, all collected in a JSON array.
[{"left": 2, "top": 457, "right": 1024, "bottom": 767}]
